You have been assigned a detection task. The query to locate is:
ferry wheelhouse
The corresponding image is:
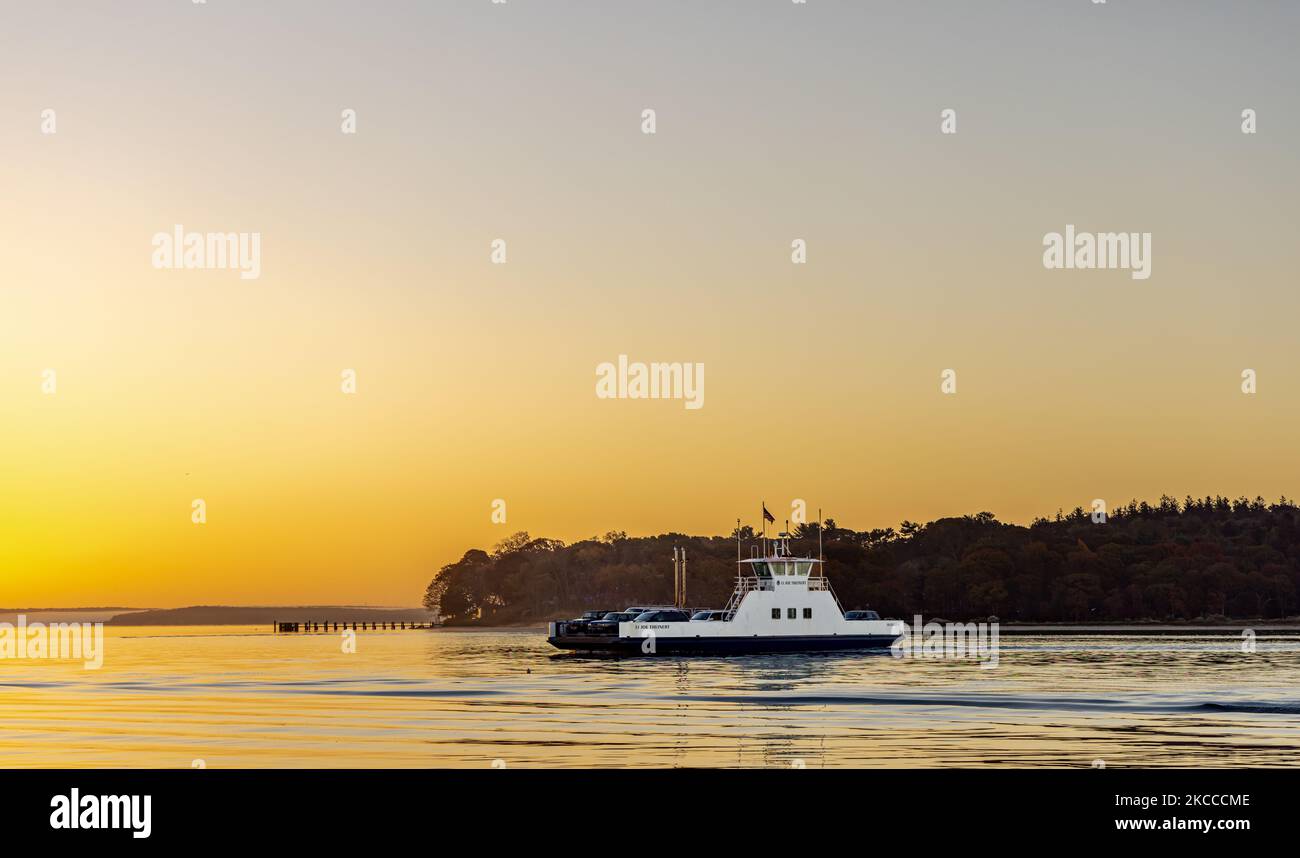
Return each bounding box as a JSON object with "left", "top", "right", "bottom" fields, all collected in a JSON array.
[{"left": 547, "top": 524, "right": 904, "bottom": 654}]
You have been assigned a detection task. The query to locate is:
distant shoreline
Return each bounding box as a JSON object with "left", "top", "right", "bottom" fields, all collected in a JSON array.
[
  {"left": 0, "top": 606, "right": 434, "bottom": 626},
  {"left": 0, "top": 607, "right": 138, "bottom": 613}
]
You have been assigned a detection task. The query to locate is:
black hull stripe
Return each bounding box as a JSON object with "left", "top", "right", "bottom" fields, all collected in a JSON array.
[{"left": 547, "top": 634, "right": 900, "bottom": 654}]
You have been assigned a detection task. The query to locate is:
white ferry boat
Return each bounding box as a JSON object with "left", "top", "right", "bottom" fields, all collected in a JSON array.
[{"left": 548, "top": 523, "right": 904, "bottom": 655}]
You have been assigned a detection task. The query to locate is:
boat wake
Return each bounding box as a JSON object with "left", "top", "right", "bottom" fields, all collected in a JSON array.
[{"left": 7, "top": 674, "right": 1300, "bottom": 718}]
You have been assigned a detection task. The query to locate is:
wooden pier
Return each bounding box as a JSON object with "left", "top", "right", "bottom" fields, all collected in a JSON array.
[{"left": 274, "top": 620, "right": 439, "bottom": 633}]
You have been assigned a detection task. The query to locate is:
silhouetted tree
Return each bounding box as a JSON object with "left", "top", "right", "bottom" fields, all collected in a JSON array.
[{"left": 424, "top": 497, "right": 1300, "bottom": 624}]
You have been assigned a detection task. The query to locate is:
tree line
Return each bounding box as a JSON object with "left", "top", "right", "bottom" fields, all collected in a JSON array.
[{"left": 423, "top": 495, "right": 1300, "bottom": 625}]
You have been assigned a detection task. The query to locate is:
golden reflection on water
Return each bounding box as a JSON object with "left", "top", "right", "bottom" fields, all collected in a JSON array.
[{"left": 2, "top": 626, "right": 1299, "bottom": 768}]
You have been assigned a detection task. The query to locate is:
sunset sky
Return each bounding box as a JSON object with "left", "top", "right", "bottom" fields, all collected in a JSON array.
[{"left": 3, "top": 1, "right": 1298, "bottom": 607}]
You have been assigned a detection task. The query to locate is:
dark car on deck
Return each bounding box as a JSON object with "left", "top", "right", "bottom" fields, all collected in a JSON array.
[
  {"left": 690, "top": 610, "right": 728, "bottom": 621},
  {"left": 587, "top": 611, "right": 641, "bottom": 635},
  {"left": 844, "top": 610, "right": 881, "bottom": 621},
  {"left": 565, "top": 609, "right": 615, "bottom": 634}
]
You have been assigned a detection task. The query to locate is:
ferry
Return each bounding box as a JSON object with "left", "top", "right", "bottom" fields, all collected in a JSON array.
[{"left": 547, "top": 517, "right": 905, "bottom": 655}]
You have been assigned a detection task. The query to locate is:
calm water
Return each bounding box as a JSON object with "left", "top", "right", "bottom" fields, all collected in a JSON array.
[{"left": 3, "top": 626, "right": 1299, "bottom": 768}]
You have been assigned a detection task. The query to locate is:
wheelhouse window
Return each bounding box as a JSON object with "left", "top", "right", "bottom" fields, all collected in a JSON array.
[
  {"left": 787, "top": 608, "right": 797, "bottom": 619},
  {"left": 795, "top": 562, "right": 812, "bottom": 577},
  {"left": 803, "top": 608, "right": 812, "bottom": 619},
  {"left": 771, "top": 608, "right": 780, "bottom": 619}
]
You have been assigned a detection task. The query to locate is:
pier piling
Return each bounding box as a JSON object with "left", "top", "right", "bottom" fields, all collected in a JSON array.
[{"left": 274, "top": 619, "right": 437, "bottom": 633}]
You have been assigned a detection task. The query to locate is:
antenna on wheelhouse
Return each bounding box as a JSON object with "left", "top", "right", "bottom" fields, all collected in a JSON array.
[
  {"left": 818, "top": 507, "right": 823, "bottom": 563},
  {"left": 736, "top": 517, "right": 743, "bottom": 591}
]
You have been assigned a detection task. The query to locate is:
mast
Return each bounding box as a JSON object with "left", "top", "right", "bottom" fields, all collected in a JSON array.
[
  {"left": 818, "top": 507, "right": 823, "bottom": 564},
  {"left": 672, "top": 546, "right": 680, "bottom": 608},
  {"left": 681, "top": 547, "right": 687, "bottom": 609}
]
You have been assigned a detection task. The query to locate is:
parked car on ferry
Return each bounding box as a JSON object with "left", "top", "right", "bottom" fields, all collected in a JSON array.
[
  {"left": 844, "top": 610, "right": 881, "bottom": 621},
  {"left": 566, "top": 609, "right": 615, "bottom": 633},
  {"left": 632, "top": 609, "right": 691, "bottom": 623},
  {"left": 690, "top": 610, "right": 728, "bottom": 621},
  {"left": 587, "top": 611, "right": 641, "bottom": 635},
  {"left": 625, "top": 606, "right": 676, "bottom": 615}
]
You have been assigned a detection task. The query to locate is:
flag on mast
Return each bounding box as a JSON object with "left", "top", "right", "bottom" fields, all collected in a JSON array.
[{"left": 762, "top": 504, "right": 775, "bottom": 524}]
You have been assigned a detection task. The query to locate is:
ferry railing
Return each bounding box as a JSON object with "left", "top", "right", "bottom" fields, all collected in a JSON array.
[
  {"left": 808, "top": 576, "right": 845, "bottom": 615},
  {"left": 723, "top": 576, "right": 769, "bottom": 616}
]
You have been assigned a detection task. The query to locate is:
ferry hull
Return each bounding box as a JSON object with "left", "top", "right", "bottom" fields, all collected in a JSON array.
[{"left": 547, "top": 633, "right": 900, "bottom": 655}]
